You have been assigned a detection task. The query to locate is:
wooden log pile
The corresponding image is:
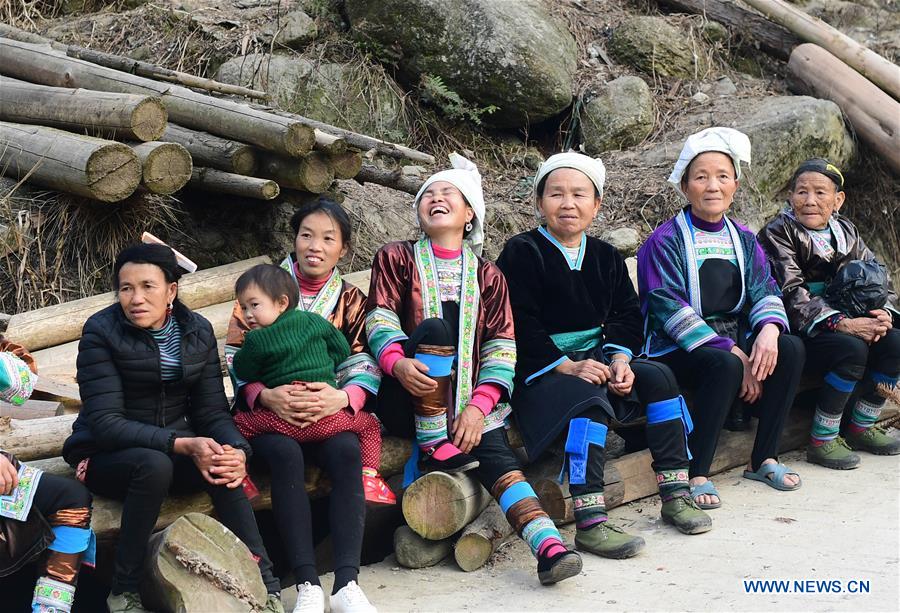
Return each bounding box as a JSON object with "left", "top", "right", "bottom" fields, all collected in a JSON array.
[{"left": 0, "top": 28, "right": 432, "bottom": 205}]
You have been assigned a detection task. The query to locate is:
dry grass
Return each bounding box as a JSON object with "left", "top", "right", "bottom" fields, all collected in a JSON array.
[{"left": 0, "top": 179, "right": 183, "bottom": 313}]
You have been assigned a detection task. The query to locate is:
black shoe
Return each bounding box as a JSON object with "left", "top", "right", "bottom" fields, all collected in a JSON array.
[
  {"left": 418, "top": 442, "right": 480, "bottom": 474},
  {"left": 537, "top": 548, "right": 583, "bottom": 585}
]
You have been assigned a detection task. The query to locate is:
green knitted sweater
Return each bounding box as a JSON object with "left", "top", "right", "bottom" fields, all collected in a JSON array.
[{"left": 233, "top": 308, "right": 350, "bottom": 389}]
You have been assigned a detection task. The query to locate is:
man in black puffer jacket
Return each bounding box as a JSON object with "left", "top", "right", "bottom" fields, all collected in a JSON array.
[{"left": 63, "top": 244, "right": 284, "bottom": 613}]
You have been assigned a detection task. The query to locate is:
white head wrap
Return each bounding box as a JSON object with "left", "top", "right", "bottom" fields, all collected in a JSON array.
[
  {"left": 668, "top": 127, "right": 752, "bottom": 200},
  {"left": 413, "top": 152, "right": 485, "bottom": 255},
  {"left": 533, "top": 151, "right": 606, "bottom": 215}
]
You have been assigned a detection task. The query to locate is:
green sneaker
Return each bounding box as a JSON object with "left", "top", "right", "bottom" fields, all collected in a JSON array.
[
  {"left": 574, "top": 522, "right": 645, "bottom": 559},
  {"left": 106, "top": 592, "right": 149, "bottom": 613},
  {"left": 661, "top": 495, "right": 713, "bottom": 535},
  {"left": 845, "top": 426, "right": 900, "bottom": 456},
  {"left": 262, "top": 593, "right": 285, "bottom": 613},
  {"left": 806, "top": 437, "right": 860, "bottom": 470}
]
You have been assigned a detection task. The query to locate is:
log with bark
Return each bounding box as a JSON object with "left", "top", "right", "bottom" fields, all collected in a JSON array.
[
  {"left": 526, "top": 459, "right": 625, "bottom": 526},
  {"left": 393, "top": 526, "right": 453, "bottom": 569},
  {"left": 402, "top": 471, "right": 491, "bottom": 541},
  {"left": 655, "top": 0, "right": 800, "bottom": 59},
  {"left": 140, "top": 513, "right": 270, "bottom": 613},
  {"left": 258, "top": 151, "right": 334, "bottom": 193},
  {"left": 313, "top": 130, "right": 348, "bottom": 156},
  {"left": 162, "top": 124, "right": 258, "bottom": 176},
  {"left": 30, "top": 376, "right": 82, "bottom": 412},
  {"left": 0, "top": 121, "right": 142, "bottom": 202},
  {"left": 249, "top": 105, "right": 435, "bottom": 165},
  {"left": 0, "top": 39, "right": 315, "bottom": 157},
  {"left": 0, "top": 76, "right": 167, "bottom": 142},
  {"left": 788, "top": 44, "right": 900, "bottom": 175},
  {"left": 4, "top": 256, "right": 270, "bottom": 351},
  {"left": 130, "top": 141, "right": 193, "bottom": 195},
  {"left": 354, "top": 164, "right": 424, "bottom": 195},
  {"left": 0, "top": 399, "right": 63, "bottom": 420},
  {"left": 189, "top": 168, "right": 280, "bottom": 200},
  {"left": 0, "top": 414, "right": 77, "bottom": 461},
  {"left": 453, "top": 501, "right": 513, "bottom": 572},
  {"left": 742, "top": 0, "right": 900, "bottom": 101}
]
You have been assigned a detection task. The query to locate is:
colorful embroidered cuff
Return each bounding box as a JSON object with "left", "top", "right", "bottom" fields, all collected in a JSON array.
[
  {"left": 701, "top": 335, "right": 736, "bottom": 352},
  {"left": 818, "top": 312, "right": 848, "bottom": 333},
  {"left": 754, "top": 317, "right": 786, "bottom": 333},
  {"left": 379, "top": 343, "right": 406, "bottom": 377}
]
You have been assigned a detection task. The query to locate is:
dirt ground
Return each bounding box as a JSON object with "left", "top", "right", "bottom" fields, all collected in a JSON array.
[{"left": 286, "top": 442, "right": 900, "bottom": 612}]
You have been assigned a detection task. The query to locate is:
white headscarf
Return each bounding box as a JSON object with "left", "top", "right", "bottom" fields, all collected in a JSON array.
[
  {"left": 668, "top": 127, "right": 752, "bottom": 200},
  {"left": 533, "top": 151, "right": 606, "bottom": 215},
  {"left": 413, "top": 152, "right": 485, "bottom": 256}
]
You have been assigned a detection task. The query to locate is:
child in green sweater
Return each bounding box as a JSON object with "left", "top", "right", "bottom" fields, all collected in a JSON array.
[{"left": 232, "top": 264, "right": 395, "bottom": 505}]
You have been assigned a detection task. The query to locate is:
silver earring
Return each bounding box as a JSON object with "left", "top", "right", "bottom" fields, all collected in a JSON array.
[{"left": 465, "top": 222, "right": 473, "bottom": 232}]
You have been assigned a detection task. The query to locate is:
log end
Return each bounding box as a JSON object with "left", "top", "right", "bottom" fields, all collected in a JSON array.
[
  {"left": 402, "top": 471, "right": 483, "bottom": 541},
  {"left": 231, "top": 148, "right": 258, "bottom": 176},
  {"left": 330, "top": 151, "right": 363, "bottom": 180},
  {"left": 85, "top": 143, "right": 143, "bottom": 202},
  {"left": 260, "top": 179, "right": 280, "bottom": 200},
  {"left": 532, "top": 478, "right": 573, "bottom": 524},
  {"left": 130, "top": 97, "right": 168, "bottom": 142},
  {"left": 454, "top": 533, "right": 493, "bottom": 572},
  {"left": 140, "top": 142, "right": 193, "bottom": 195},
  {"left": 285, "top": 123, "right": 316, "bottom": 157}
]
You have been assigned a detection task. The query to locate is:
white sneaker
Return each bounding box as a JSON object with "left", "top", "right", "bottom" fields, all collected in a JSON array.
[
  {"left": 292, "top": 582, "right": 325, "bottom": 613},
  {"left": 329, "top": 581, "right": 377, "bottom": 613}
]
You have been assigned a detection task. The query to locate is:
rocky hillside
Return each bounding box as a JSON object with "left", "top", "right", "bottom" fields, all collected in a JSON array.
[{"left": 1, "top": 0, "right": 897, "bottom": 313}]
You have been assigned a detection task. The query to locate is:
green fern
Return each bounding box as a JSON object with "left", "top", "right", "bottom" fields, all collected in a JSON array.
[{"left": 420, "top": 75, "right": 498, "bottom": 125}]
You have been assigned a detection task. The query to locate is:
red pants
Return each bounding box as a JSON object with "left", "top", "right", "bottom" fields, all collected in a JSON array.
[{"left": 235, "top": 408, "right": 382, "bottom": 469}]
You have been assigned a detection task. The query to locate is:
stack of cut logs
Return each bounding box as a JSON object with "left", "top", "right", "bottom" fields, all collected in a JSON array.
[{"left": 0, "top": 27, "right": 432, "bottom": 205}]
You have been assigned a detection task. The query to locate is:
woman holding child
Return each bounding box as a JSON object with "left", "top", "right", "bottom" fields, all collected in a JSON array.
[
  {"left": 366, "top": 154, "right": 583, "bottom": 586},
  {"left": 62, "top": 244, "right": 283, "bottom": 613},
  {"left": 225, "top": 199, "right": 382, "bottom": 613}
]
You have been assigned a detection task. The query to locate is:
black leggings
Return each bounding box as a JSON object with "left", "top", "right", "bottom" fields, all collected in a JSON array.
[
  {"left": 375, "top": 316, "right": 521, "bottom": 489},
  {"left": 85, "top": 448, "right": 278, "bottom": 594},
  {"left": 250, "top": 432, "right": 364, "bottom": 593},
  {"left": 32, "top": 473, "right": 92, "bottom": 519},
  {"left": 804, "top": 328, "right": 900, "bottom": 415},
  {"left": 655, "top": 334, "right": 805, "bottom": 476}
]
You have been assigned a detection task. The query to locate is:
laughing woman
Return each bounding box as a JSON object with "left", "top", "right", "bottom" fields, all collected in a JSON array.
[
  {"left": 637, "top": 127, "right": 805, "bottom": 510},
  {"left": 497, "top": 152, "right": 710, "bottom": 561},
  {"left": 367, "top": 154, "right": 583, "bottom": 585}
]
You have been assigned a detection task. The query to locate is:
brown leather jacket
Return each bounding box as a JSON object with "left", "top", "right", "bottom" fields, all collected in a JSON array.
[{"left": 757, "top": 210, "right": 899, "bottom": 336}]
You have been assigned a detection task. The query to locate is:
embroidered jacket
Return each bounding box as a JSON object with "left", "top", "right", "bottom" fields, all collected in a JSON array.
[
  {"left": 365, "top": 240, "right": 516, "bottom": 430},
  {"left": 225, "top": 255, "right": 381, "bottom": 410},
  {"left": 638, "top": 208, "right": 789, "bottom": 356},
  {"left": 757, "top": 209, "right": 900, "bottom": 335},
  {"left": 496, "top": 228, "right": 642, "bottom": 384}
]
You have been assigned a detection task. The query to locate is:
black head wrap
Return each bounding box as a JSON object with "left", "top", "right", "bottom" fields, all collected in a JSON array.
[{"left": 789, "top": 158, "right": 845, "bottom": 192}]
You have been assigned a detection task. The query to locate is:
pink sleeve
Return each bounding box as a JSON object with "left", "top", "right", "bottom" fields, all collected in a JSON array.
[
  {"left": 469, "top": 383, "right": 503, "bottom": 416},
  {"left": 242, "top": 382, "right": 267, "bottom": 410},
  {"left": 378, "top": 343, "right": 406, "bottom": 377},
  {"left": 344, "top": 384, "right": 369, "bottom": 414}
]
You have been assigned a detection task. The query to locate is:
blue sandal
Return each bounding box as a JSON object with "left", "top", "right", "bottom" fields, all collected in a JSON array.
[
  {"left": 743, "top": 463, "right": 802, "bottom": 491},
  {"left": 689, "top": 480, "right": 722, "bottom": 510}
]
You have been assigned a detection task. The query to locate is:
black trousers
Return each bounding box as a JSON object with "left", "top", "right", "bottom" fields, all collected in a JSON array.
[
  {"left": 375, "top": 316, "right": 521, "bottom": 489},
  {"left": 250, "top": 432, "right": 364, "bottom": 590},
  {"left": 656, "top": 334, "right": 805, "bottom": 476},
  {"left": 804, "top": 328, "right": 900, "bottom": 415},
  {"left": 85, "top": 448, "right": 278, "bottom": 594}
]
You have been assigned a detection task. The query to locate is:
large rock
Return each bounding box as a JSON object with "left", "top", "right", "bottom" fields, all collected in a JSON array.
[
  {"left": 609, "top": 16, "right": 698, "bottom": 79},
  {"left": 581, "top": 76, "right": 655, "bottom": 154},
  {"left": 264, "top": 8, "right": 317, "bottom": 49},
  {"left": 215, "top": 54, "right": 410, "bottom": 141},
  {"left": 614, "top": 96, "right": 855, "bottom": 230},
  {"left": 344, "top": 0, "right": 577, "bottom": 128}
]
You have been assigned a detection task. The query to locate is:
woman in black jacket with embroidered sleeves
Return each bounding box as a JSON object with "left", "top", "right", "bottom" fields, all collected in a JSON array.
[{"left": 62, "top": 244, "right": 283, "bottom": 613}]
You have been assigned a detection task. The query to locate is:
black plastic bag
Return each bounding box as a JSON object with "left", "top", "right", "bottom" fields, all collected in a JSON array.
[{"left": 825, "top": 259, "right": 889, "bottom": 317}]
